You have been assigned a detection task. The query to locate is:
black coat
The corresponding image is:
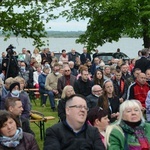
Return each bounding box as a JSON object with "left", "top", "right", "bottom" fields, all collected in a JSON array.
[
  {"left": 57, "top": 99, "right": 66, "bottom": 121},
  {"left": 98, "top": 95, "right": 120, "bottom": 122},
  {"left": 44, "top": 122, "right": 105, "bottom": 150},
  {"left": 134, "top": 57, "right": 150, "bottom": 73},
  {"left": 2, "top": 56, "right": 19, "bottom": 79},
  {"left": 20, "top": 116, "right": 35, "bottom": 136},
  {"left": 80, "top": 53, "right": 91, "bottom": 64},
  {"left": 112, "top": 78, "right": 127, "bottom": 100},
  {"left": 86, "top": 94, "right": 99, "bottom": 110},
  {"left": 74, "top": 77, "right": 92, "bottom": 97}
]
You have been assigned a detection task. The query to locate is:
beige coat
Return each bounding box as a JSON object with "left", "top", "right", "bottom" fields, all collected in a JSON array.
[{"left": 45, "top": 72, "right": 62, "bottom": 91}]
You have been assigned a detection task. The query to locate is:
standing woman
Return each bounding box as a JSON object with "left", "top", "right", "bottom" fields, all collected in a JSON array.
[
  {"left": 106, "top": 100, "right": 150, "bottom": 150},
  {"left": 0, "top": 110, "right": 39, "bottom": 150},
  {"left": 98, "top": 79, "right": 120, "bottom": 123},
  {"left": 59, "top": 49, "right": 68, "bottom": 64},
  {"left": 92, "top": 69, "right": 104, "bottom": 87},
  {"left": 58, "top": 85, "right": 75, "bottom": 121},
  {"left": 32, "top": 48, "right": 42, "bottom": 64}
]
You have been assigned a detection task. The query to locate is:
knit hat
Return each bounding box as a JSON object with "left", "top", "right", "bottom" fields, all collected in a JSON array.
[{"left": 9, "top": 82, "right": 20, "bottom": 92}]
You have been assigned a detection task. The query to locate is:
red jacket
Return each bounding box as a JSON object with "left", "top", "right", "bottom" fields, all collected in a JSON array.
[{"left": 127, "top": 80, "right": 150, "bottom": 107}]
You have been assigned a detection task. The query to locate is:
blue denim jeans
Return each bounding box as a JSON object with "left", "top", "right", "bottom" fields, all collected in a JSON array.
[{"left": 46, "top": 91, "right": 55, "bottom": 108}]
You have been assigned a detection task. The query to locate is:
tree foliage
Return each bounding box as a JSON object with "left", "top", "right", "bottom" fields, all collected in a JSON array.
[
  {"left": 59, "top": 0, "right": 150, "bottom": 50},
  {"left": 1, "top": 0, "right": 150, "bottom": 50},
  {"left": 0, "top": 0, "right": 61, "bottom": 47}
]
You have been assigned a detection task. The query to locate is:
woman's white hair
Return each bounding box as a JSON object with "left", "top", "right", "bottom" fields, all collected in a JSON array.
[
  {"left": 106, "top": 100, "right": 145, "bottom": 147},
  {"left": 117, "top": 99, "right": 145, "bottom": 124}
]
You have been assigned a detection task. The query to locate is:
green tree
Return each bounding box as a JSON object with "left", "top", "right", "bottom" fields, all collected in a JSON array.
[
  {"left": 60, "top": 0, "right": 150, "bottom": 50},
  {"left": 0, "top": 0, "right": 60, "bottom": 47}
]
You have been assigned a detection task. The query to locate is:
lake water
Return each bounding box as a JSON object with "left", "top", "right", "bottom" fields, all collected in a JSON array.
[{"left": 0, "top": 37, "right": 144, "bottom": 58}]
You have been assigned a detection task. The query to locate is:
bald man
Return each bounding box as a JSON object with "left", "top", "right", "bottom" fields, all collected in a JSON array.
[
  {"left": 127, "top": 73, "right": 150, "bottom": 108},
  {"left": 86, "top": 85, "right": 103, "bottom": 110}
]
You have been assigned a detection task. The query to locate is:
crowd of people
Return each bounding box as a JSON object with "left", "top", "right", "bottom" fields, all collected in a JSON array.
[{"left": 0, "top": 46, "right": 150, "bottom": 149}]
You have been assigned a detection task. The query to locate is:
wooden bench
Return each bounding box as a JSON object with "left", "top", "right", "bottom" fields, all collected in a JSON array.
[
  {"left": 30, "top": 116, "right": 55, "bottom": 140},
  {"left": 24, "top": 88, "right": 40, "bottom": 105}
]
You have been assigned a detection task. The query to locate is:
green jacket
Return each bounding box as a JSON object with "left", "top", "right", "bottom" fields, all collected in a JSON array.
[{"left": 107, "top": 121, "right": 150, "bottom": 150}]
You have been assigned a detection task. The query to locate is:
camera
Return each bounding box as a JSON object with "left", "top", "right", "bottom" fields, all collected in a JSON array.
[{"left": 6, "top": 44, "right": 16, "bottom": 56}]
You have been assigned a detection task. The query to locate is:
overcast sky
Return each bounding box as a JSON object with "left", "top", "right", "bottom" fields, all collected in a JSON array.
[{"left": 45, "top": 17, "right": 88, "bottom": 31}]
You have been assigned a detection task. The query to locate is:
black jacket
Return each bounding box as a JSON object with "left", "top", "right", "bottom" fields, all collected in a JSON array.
[
  {"left": 44, "top": 121, "right": 105, "bottom": 150},
  {"left": 74, "top": 77, "right": 92, "bottom": 97},
  {"left": 19, "top": 116, "right": 35, "bottom": 136},
  {"left": 98, "top": 95, "right": 120, "bottom": 122},
  {"left": 112, "top": 77, "right": 127, "bottom": 100},
  {"left": 134, "top": 57, "right": 150, "bottom": 73},
  {"left": 86, "top": 94, "right": 99, "bottom": 110},
  {"left": 80, "top": 53, "right": 91, "bottom": 64},
  {"left": 57, "top": 99, "right": 66, "bottom": 121}
]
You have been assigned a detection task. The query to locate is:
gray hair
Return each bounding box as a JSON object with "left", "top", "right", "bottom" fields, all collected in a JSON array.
[{"left": 68, "top": 61, "right": 74, "bottom": 65}]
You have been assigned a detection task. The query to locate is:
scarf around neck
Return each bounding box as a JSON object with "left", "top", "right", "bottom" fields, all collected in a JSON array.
[
  {"left": 120, "top": 120, "right": 150, "bottom": 149},
  {"left": 0, "top": 127, "right": 23, "bottom": 148}
]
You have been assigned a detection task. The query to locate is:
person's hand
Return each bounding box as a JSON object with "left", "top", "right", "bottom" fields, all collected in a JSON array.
[
  {"left": 115, "top": 112, "right": 120, "bottom": 118},
  {"left": 53, "top": 89, "right": 58, "bottom": 95},
  {"left": 119, "top": 98, "right": 124, "bottom": 103},
  {"left": 111, "top": 113, "right": 116, "bottom": 118},
  {"left": 141, "top": 107, "right": 146, "bottom": 113},
  {"left": 3, "top": 63, "right": 6, "bottom": 67}
]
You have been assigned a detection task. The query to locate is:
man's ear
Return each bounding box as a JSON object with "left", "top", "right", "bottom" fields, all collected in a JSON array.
[
  {"left": 8, "top": 106, "right": 13, "bottom": 112},
  {"left": 65, "top": 106, "right": 69, "bottom": 115}
]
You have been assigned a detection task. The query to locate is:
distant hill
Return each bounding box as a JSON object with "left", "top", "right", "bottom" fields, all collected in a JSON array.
[
  {"left": 47, "top": 31, "right": 85, "bottom": 38},
  {"left": 0, "top": 31, "right": 85, "bottom": 38}
]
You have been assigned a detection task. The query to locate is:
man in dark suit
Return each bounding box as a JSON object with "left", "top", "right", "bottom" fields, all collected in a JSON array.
[
  {"left": 134, "top": 48, "right": 150, "bottom": 73},
  {"left": 80, "top": 47, "right": 91, "bottom": 64},
  {"left": 57, "top": 65, "right": 76, "bottom": 95}
]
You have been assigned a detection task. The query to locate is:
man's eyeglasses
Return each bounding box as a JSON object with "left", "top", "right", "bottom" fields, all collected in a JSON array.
[
  {"left": 93, "top": 90, "right": 102, "bottom": 92},
  {"left": 65, "top": 70, "right": 70, "bottom": 72},
  {"left": 69, "top": 105, "right": 89, "bottom": 111}
]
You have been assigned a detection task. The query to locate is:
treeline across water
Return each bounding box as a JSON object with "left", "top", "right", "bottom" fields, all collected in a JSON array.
[{"left": 0, "top": 31, "right": 85, "bottom": 38}]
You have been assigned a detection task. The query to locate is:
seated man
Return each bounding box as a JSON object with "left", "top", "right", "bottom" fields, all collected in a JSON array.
[
  {"left": 127, "top": 72, "right": 149, "bottom": 108},
  {"left": 74, "top": 67, "right": 92, "bottom": 97},
  {"left": 44, "top": 94, "right": 105, "bottom": 150},
  {"left": 5, "top": 97, "right": 34, "bottom": 135},
  {"left": 45, "top": 63, "right": 62, "bottom": 111},
  {"left": 86, "top": 85, "right": 103, "bottom": 110},
  {"left": 57, "top": 65, "right": 76, "bottom": 95}
]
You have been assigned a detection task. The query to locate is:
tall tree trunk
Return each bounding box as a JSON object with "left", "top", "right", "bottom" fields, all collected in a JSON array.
[
  {"left": 143, "top": 31, "right": 150, "bottom": 48},
  {"left": 141, "top": 18, "right": 150, "bottom": 48}
]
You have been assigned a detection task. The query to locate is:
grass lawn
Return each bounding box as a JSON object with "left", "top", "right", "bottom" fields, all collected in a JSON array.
[{"left": 30, "top": 98, "right": 59, "bottom": 150}]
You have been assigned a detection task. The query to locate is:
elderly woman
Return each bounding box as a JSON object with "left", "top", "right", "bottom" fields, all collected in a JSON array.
[
  {"left": 106, "top": 100, "right": 150, "bottom": 150},
  {"left": 57, "top": 85, "right": 75, "bottom": 121},
  {"left": 0, "top": 110, "right": 39, "bottom": 150}
]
